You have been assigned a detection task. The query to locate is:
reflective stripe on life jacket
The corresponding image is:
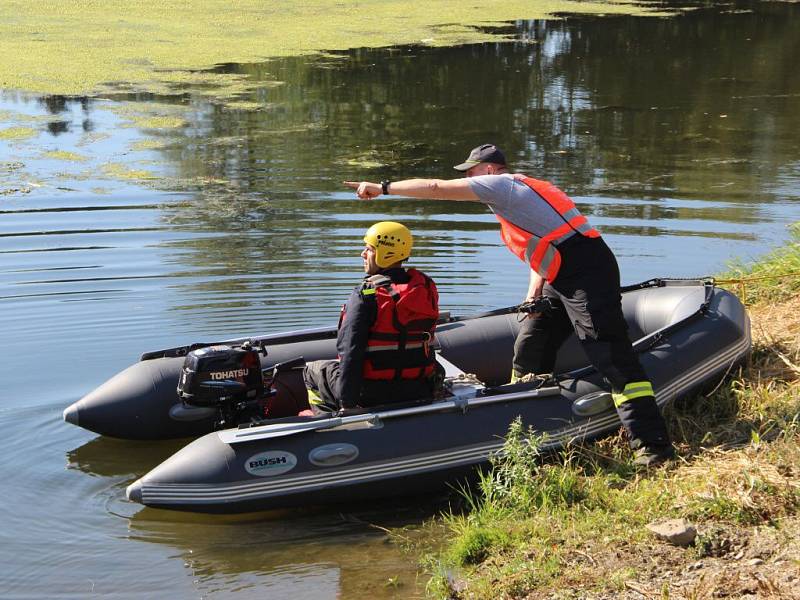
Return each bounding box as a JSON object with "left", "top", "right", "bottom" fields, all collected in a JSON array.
[
  {"left": 495, "top": 176, "right": 600, "bottom": 282},
  {"left": 358, "top": 268, "right": 439, "bottom": 381}
]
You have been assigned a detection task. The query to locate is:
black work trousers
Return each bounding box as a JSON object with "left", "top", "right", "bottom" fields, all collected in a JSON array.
[
  {"left": 513, "top": 236, "right": 671, "bottom": 449},
  {"left": 303, "top": 359, "right": 433, "bottom": 412}
]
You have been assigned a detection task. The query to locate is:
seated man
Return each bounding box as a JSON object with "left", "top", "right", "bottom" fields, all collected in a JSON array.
[{"left": 303, "top": 221, "right": 440, "bottom": 412}]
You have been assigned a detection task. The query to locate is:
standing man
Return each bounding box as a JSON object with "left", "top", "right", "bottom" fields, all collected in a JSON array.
[
  {"left": 304, "top": 221, "right": 440, "bottom": 412},
  {"left": 344, "top": 144, "right": 674, "bottom": 466}
]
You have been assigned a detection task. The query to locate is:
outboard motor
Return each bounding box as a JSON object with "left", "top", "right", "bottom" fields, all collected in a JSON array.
[{"left": 177, "top": 342, "right": 265, "bottom": 429}]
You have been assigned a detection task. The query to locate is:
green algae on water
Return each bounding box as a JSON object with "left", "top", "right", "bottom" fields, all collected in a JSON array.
[
  {"left": 0, "top": 0, "right": 672, "bottom": 99},
  {"left": 41, "top": 150, "right": 89, "bottom": 162},
  {"left": 0, "top": 161, "right": 25, "bottom": 173},
  {"left": 0, "top": 126, "right": 38, "bottom": 140},
  {"left": 102, "top": 162, "right": 158, "bottom": 181},
  {"left": 0, "top": 110, "right": 53, "bottom": 125},
  {"left": 124, "top": 116, "right": 187, "bottom": 130},
  {"left": 129, "top": 139, "right": 172, "bottom": 152},
  {"left": 77, "top": 132, "right": 112, "bottom": 147},
  {"left": 220, "top": 100, "right": 269, "bottom": 111}
]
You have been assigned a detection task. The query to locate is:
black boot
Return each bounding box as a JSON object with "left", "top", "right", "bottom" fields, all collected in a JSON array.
[
  {"left": 632, "top": 444, "right": 675, "bottom": 468},
  {"left": 616, "top": 394, "right": 673, "bottom": 467}
]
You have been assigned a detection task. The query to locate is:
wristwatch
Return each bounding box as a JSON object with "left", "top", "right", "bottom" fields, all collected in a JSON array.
[{"left": 380, "top": 180, "right": 391, "bottom": 195}]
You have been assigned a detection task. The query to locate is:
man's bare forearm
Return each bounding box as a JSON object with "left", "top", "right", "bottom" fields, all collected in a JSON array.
[
  {"left": 527, "top": 270, "right": 545, "bottom": 300},
  {"left": 344, "top": 178, "right": 479, "bottom": 201}
]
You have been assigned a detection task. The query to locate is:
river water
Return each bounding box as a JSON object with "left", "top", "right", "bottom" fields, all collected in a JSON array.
[{"left": 1, "top": 3, "right": 799, "bottom": 599}]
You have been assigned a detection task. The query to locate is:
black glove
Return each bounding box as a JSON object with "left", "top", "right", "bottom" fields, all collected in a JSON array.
[{"left": 518, "top": 296, "right": 556, "bottom": 315}]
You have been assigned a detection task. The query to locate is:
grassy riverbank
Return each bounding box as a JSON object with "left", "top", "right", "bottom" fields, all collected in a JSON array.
[
  {"left": 0, "top": 1, "right": 667, "bottom": 98},
  {"left": 422, "top": 224, "right": 800, "bottom": 599}
]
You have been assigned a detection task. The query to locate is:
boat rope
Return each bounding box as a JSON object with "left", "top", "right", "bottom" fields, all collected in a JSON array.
[
  {"left": 140, "top": 273, "right": 793, "bottom": 362},
  {"left": 620, "top": 276, "right": 714, "bottom": 293},
  {"left": 445, "top": 372, "right": 484, "bottom": 387},
  {"left": 623, "top": 271, "right": 800, "bottom": 304},
  {"left": 560, "top": 279, "right": 717, "bottom": 382},
  {"left": 714, "top": 269, "right": 800, "bottom": 303}
]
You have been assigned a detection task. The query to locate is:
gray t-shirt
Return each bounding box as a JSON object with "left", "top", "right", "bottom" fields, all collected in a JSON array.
[{"left": 467, "top": 174, "right": 578, "bottom": 241}]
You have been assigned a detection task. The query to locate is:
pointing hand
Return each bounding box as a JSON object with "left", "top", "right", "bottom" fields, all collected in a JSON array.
[{"left": 344, "top": 181, "right": 382, "bottom": 199}]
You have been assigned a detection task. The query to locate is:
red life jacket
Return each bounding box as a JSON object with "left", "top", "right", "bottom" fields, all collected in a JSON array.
[
  {"left": 494, "top": 175, "right": 600, "bottom": 282},
  {"left": 343, "top": 268, "right": 439, "bottom": 381}
]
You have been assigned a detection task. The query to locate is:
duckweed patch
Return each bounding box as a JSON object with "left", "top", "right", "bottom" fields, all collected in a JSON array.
[
  {"left": 129, "top": 139, "right": 172, "bottom": 152},
  {"left": 0, "top": 186, "right": 31, "bottom": 195},
  {"left": 0, "top": 161, "right": 25, "bottom": 173},
  {"left": 102, "top": 162, "right": 158, "bottom": 181},
  {"left": 41, "top": 150, "right": 88, "bottom": 162},
  {"left": 0, "top": 126, "right": 38, "bottom": 140},
  {"left": 0, "top": 1, "right": 670, "bottom": 98},
  {"left": 0, "top": 110, "right": 52, "bottom": 125},
  {"left": 0, "top": 98, "right": 202, "bottom": 192},
  {"left": 344, "top": 157, "right": 387, "bottom": 170},
  {"left": 76, "top": 132, "right": 112, "bottom": 147},
  {"left": 108, "top": 102, "right": 190, "bottom": 122},
  {"left": 219, "top": 100, "right": 268, "bottom": 112},
  {"left": 338, "top": 149, "right": 402, "bottom": 170},
  {"left": 124, "top": 116, "right": 187, "bottom": 130}
]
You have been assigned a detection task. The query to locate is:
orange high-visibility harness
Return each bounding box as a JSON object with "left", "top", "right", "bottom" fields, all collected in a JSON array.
[{"left": 495, "top": 176, "right": 600, "bottom": 282}]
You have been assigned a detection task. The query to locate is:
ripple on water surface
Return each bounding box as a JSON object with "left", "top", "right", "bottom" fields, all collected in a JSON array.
[
  {"left": 1, "top": 403, "right": 434, "bottom": 599},
  {"left": 3, "top": 6, "right": 800, "bottom": 597}
]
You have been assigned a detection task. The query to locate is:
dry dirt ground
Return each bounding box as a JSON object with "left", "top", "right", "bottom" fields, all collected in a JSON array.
[
  {"left": 524, "top": 294, "right": 800, "bottom": 600},
  {"left": 526, "top": 518, "right": 800, "bottom": 599}
]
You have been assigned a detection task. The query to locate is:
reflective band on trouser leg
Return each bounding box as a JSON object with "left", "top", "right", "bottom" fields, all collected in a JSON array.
[
  {"left": 306, "top": 388, "right": 323, "bottom": 405},
  {"left": 612, "top": 380, "right": 654, "bottom": 407}
]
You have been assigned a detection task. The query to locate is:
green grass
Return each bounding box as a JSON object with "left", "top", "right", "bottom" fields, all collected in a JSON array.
[
  {"left": 721, "top": 222, "right": 800, "bottom": 305},
  {"left": 421, "top": 224, "right": 800, "bottom": 598}
]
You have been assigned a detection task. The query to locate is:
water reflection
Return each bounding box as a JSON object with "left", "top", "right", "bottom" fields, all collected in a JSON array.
[
  {"left": 2, "top": 4, "right": 800, "bottom": 598},
  {"left": 2, "top": 3, "right": 799, "bottom": 400},
  {"left": 2, "top": 4, "right": 800, "bottom": 406},
  {"left": 126, "top": 498, "right": 444, "bottom": 599},
  {"left": 66, "top": 436, "right": 189, "bottom": 478},
  {"left": 143, "top": 6, "right": 800, "bottom": 315},
  {"left": 156, "top": 5, "right": 800, "bottom": 201}
]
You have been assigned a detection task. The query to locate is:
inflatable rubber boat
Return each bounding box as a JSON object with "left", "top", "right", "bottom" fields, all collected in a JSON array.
[{"left": 64, "top": 279, "right": 750, "bottom": 512}]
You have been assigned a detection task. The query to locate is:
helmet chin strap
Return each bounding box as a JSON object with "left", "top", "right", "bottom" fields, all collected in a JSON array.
[{"left": 379, "top": 261, "right": 404, "bottom": 271}]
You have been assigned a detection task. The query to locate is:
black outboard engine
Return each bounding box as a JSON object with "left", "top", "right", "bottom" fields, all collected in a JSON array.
[{"left": 177, "top": 342, "right": 265, "bottom": 428}]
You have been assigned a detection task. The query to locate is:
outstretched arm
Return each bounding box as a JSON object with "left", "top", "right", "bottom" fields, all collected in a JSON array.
[{"left": 343, "top": 178, "right": 480, "bottom": 202}]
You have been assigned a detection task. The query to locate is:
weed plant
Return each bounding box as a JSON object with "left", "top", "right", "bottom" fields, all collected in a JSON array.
[
  {"left": 424, "top": 224, "right": 800, "bottom": 599},
  {"left": 722, "top": 222, "right": 800, "bottom": 305}
]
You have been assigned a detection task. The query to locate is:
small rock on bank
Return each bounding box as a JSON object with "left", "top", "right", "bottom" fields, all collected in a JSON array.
[{"left": 646, "top": 518, "right": 697, "bottom": 547}]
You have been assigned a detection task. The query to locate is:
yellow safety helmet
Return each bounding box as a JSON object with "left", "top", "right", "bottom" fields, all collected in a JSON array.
[{"left": 363, "top": 221, "right": 412, "bottom": 268}]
